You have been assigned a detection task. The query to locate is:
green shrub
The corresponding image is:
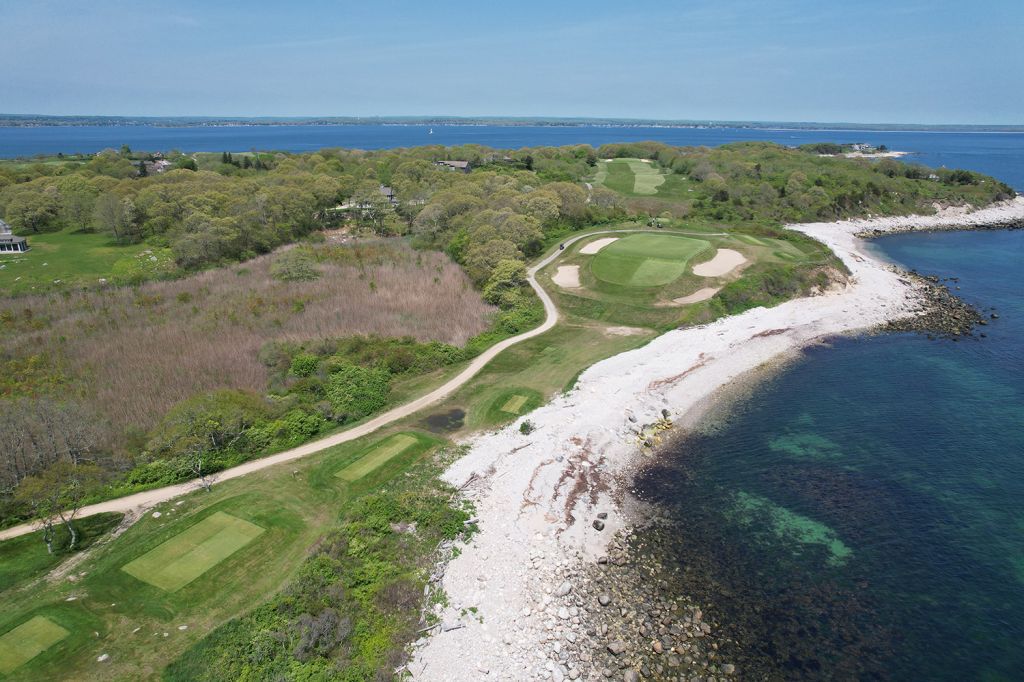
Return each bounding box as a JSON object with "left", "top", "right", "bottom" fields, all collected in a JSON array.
[
  {"left": 144, "top": 389, "right": 273, "bottom": 459},
  {"left": 325, "top": 363, "right": 391, "bottom": 422},
  {"left": 271, "top": 248, "right": 321, "bottom": 282},
  {"left": 289, "top": 352, "right": 320, "bottom": 377}
]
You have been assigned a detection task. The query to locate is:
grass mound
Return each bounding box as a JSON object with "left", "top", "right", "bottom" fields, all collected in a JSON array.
[
  {"left": 483, "top": 388, "right": 544, "bottom": 425},
  {"left": 0, "top": 615, "right": 69, "bottom": 674},
  {"left": 591, "top": 233, "right": 711, "bottom": 287},
  {"left": 121, "top": 511, "right": 265, "bottom": 592},
  {"left": 335, "top": 433, "right": 419, "bottom": 482}
]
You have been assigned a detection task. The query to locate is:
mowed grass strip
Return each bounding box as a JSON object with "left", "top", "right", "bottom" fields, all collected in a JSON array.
[
  {"left": 591, "top": 234, "right": 712, "bottom": 287},
  {"left": 500, "top": 394, "right": 529, "bottom": 414},
  {"left": 624, "top": 159, "right": 666, "bottom": 195},
  {"left": 0, "top": 616, "right": 69, "bottom": 674},
  {"left": 600, "top": 160, "right": 638, "bottom": 194},
  {"left": 335, "top": 434, "right": 419, "bottom": 482},
  {"left": 121, "top": 512, "right": 265, "bottom": 592}
]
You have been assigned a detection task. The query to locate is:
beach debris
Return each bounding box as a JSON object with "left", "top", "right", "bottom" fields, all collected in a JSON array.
[{"left": 592, "top": 520, "right": 605, "bottom": 531}]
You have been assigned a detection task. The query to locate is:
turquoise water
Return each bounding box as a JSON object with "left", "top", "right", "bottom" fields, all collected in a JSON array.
[{"left": 636, "top": 229, "right": 1024, "bottom": 679}]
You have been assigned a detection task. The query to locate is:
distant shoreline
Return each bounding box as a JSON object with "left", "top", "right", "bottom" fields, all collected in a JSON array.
[{"left": 1, "top": 115, "right": 1022, "bottom": 133}]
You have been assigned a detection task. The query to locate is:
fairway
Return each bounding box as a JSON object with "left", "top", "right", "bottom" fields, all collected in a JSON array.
[
  {"left": 600, "top": 159, "right": 665, "bottom": 195},
  {"left": 500, "top": 394, "right": 529, "bottom": 414},
  {"left": 121, "top": 512, "right": 265, "bottom": 592},
  {"left": 335, "top": 434, "right": 419, "bottom": 482},
  {"left": 591, "top": 234, "right": 711, "bottom": 287},
  {"left": 0, "top": 616, "right": 69, "bottom": 674}
]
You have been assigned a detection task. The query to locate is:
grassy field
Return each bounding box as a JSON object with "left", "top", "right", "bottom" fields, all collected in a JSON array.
[
  {"left": 334, "top": 432, "right": 421, "bottom": 482},
  {"left": 591, "top": 233, "right": 712, "bottom": 287},
  {"left": 0, "top": 513, "right": 123, "bottom": 595},
  {"left": 0, "top": 229, "right": 149, "bottom": 295},
  {"left": 121, "top": 512, "right": 266, "bottom": 592},
  {"left": 0, "top": 425, "right": 446, "bottom": 680},
  {"left": 599, "top": 159, "right": 667, "bottom": 196},
  {"left": 0, "top": 616, "right": 69, "bottom": 675}
]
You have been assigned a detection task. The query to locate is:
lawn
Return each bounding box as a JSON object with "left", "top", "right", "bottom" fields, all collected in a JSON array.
[
  {"left": 334, "top": 433, "right": 420, "bottom": 482},
  {"left": 0, "top": 229, "right": 149, "bottom": 294},
  {"left": 591, "top": 233, "right": 712, "bottom": 287},
  {"left": 597, "top": 159, "right": 666, "bottom": 196},
  {"left": 0, "top": 616, "right": 69, "bottom": 676},
  {"left": 121, "top": 512, "right": 265, "bottom": 592}
]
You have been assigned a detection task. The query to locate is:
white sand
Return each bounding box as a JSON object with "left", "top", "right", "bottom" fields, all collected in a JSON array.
[
  {"left": 692, "top": 248, "right": 747, "bottom": 277},
  {"left": 578, "top": 237, "right": 618, "bottom": 255},
  {"left": 671, "top": 286, "right": 721, "bottom": 304},
  {"left": 409, "top": 197, "right": 1024, "bottom": 680},
  {"left": 551, "top": 265, "right": 581, "bottom": 288}
]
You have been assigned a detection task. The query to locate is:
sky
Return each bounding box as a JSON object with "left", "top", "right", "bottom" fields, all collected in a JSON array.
[{"left": 1, "top": 0, "right": 1022, "bottom": 124}]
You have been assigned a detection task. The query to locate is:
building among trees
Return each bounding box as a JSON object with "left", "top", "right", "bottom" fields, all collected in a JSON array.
[{"left": 0, "top": 219, "right": 29, "bottom": 253}]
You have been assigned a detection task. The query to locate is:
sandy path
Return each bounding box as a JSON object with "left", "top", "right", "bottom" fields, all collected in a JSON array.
[
  {"left": 578, "top": 237, "right": 618, "bottom": 255},
  {"left": 408, "top": 197, "right": 1024, "bottom": 680},
  {"left": 0, "top": 229, "right": 662, "bottom": 542},
  {"left": 692, "top": 248, "right": 747, "bottom": 277},
  {"left": 551, "top": 265, "right": 581, "bottom": 288}
]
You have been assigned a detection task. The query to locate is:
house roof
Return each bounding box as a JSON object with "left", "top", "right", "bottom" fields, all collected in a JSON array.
[
  {"left": 0, "top": 219, "right": 11, "bottom": 235},
  {"left": 0, "top": 234, "right": 27, "bottom": 244},
  {"left": 436, "top": 160, "right": 470, "bottom": 168}
]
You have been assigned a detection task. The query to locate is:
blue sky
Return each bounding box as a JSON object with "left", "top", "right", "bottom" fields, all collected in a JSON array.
[{"left": 1, "top": 0, "right": 1022, "bottom": 124}]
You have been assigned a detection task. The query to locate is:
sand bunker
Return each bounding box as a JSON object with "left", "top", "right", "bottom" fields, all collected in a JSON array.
[
  {"left": 579, "top": 237, "right": 619, "bottom": 255},
  {"left": 552, "top": 265, "right": 581, "bottom": 288},
  {"left": 672, "top": 287, "right": 721, "bottom": 305},
  {"left": 692, "top": 249, "right": 747, "bottom": 277}
]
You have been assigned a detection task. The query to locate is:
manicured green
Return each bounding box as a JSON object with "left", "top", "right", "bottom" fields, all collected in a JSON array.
[
  {"left": 335, "top": 433, "right": 419, "bottom": 482},
  {"left": 590, "top": 233, "right": 711, "bottom": 287},
  {"left": 482, "top": 387, "right": 545, "bottom": 426},
  {"left": 500, "top": 394, "right": 529, "bottom": 414},
  {"left": 0, "top": 229, "right": 150, "bottom": 295},
  {"left": 0, "top": 616, "right": 69, "bottom": 675},
  {"left": 121, "top": 511, "right": 265, "bottom": 592},
  {"left": 597, "top": 158, "right": 667, "bottom": 196}
]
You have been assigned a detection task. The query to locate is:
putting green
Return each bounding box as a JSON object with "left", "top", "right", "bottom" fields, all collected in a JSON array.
[
  {"left": 335, "top": 434, "right": 419, "bottom": 482},
  {"left": 122, "top": 511, "right": 265, "bottom": 592},
  {"left": 591, "top": 234, "right": 711, "bottom": 287},
  {"left": 0, "top": 616, "right": 69, "bottom": 674},
  {"left": 500, "top": 394, "right": 529, "bottom": 414}
]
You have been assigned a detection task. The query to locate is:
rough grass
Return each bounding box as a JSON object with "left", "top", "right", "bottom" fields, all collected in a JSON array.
[
  {"left": 0, "top": 240, "right": 494, "bottom": 444},
  {"left": 0, "top": 615, "right": 69, "bottom": 675},
  {"left": 121, "top": 511, "right": 265, "bottom": 592},
  {"left": 0, "top": 229, "right": 149, "bottom": 295},
  {"left": 591, "top": 233, "right": 711, "bottom": 287},
  {"left": 0, "top": 513, "right": 124, "bottom": 594},
  {"left": 334, "top": 433, "right": 419, "bottom": 482}
]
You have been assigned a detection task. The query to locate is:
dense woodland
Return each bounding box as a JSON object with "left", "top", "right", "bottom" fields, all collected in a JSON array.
[{"left": 0, "top": 141, "right": 1013, "bottom": 527}]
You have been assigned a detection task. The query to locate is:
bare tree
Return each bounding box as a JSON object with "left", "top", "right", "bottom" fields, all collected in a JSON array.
[{"left": 15, "top": 461, "right": 104, "bottom": 552}]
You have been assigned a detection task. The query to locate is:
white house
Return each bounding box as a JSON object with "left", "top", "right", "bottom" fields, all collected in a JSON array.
[{"left": 0, "top": 219, "right": 29, "bottom": 253}]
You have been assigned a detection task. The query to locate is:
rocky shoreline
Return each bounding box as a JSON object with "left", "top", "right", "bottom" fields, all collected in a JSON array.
[{"left": 410, "top": 197, "right": 1024, "bottom": 682}]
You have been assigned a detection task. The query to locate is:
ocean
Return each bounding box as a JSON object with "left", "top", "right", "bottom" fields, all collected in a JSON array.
[{"left": 4, "top": 123, "right": 1022, "bottom": 678}]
